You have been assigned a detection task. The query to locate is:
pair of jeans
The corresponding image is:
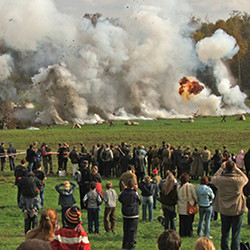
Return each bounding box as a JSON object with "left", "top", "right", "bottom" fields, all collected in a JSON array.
[
  {"left": 163, "top": 206, "right": 176, "bottom": 230},
  {"left": 40, "top": 187, "right": 44, "bottom": 207},
  {"left": 221, "top": 213, "right": 243, "bottom": 250},
  {"left": 142, "top": 196, "right": 153, "bottom": 222},
  {"left": 122, "top": 218, "right": 138, "bottom": 249},
  {"left": 197, "top": 205, "right": 212, "bottom": 237},
  {"left": 27, "top": 162, "right": 34, "bottom": 172},
  {"left": 87, "top": 208, "right": 99, "bottom": 233}
]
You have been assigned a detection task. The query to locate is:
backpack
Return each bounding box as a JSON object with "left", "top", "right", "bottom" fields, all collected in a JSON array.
[
  {"left": 74, "top": 170, "right": 82, "bottom": 183},
  {"left": 101, "top": 150, "right": 108, "bottom": 161}
]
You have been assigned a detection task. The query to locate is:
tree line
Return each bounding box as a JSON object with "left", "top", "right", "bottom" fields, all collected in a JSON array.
[{"left": 192, "top": 11, "right": 250, "bottom": 97}]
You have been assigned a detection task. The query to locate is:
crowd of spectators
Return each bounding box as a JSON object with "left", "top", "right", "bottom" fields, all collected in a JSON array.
[{"left": 1, "top": 140, "right": 250, "bottom": 249}]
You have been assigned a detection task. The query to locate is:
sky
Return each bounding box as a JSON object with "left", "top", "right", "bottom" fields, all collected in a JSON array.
[{"left": 54, "top": 0, "right": 250, "bottom": 22}]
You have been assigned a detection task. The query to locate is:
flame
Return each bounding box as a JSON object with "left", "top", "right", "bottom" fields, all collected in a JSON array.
[{"left": 179, "top": 76, "right": 204, "bottom": 100}]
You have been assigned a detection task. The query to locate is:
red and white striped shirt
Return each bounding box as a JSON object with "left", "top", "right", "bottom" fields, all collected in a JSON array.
[{"left": 51, "top": 226, "right": 91, "bottom": 250}]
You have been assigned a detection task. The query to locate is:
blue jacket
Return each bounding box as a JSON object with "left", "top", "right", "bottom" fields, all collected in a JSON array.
[{"left": 196, "top": 184, "right": 214, "bottom": 207}]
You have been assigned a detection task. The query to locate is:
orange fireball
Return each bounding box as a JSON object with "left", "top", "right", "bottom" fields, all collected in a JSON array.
[{"left": 179, "top": 76, "right": 204, "bottom": 100}]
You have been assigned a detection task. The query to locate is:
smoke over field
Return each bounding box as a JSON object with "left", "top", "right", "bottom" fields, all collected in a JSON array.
[{"left": 0, "top": 0, "right": 248, "bottom": 125}]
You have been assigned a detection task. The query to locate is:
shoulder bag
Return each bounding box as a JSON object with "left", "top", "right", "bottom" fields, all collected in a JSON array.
[{"left": 186, "top": 184, "right": 198, "bottom": 215}]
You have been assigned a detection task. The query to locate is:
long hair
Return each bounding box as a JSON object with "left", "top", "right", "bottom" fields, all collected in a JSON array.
[
  {"left": 33, "top": 209, "right": 58, "bottom": 241},
  {"left": 161, "top": 171, "right": 175, "bottom": 196}
]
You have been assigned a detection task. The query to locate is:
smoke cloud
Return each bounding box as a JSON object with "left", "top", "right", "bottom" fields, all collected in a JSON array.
[
  {"left": 196, "top": 29, "right": 249, "bottom": 114},
  {"left": 0, "top": 0, "right": 248, "bottom": 124}
]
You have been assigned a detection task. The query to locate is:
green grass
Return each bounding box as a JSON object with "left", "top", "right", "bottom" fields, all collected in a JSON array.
[
  {"left": 0, "top": 115, "right": 250, "bottom": 249},
  {"left": 0, "top": 114, "right": 250, "bottom": 154}
]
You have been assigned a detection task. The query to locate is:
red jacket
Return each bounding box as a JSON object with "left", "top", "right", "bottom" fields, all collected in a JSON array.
[{"left": 51, "top": 225, "right": 91, "bottom": 250}]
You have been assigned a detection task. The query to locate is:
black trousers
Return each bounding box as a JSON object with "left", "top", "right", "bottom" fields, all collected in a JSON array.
[
  {"left": 9, "top": 157, "right": 15, "bottom": 171},
  {"left": 79, "top": 184, "right": 89, "bottom": 209},
  {"left": 122, "top": 218, "right": 138, "bottom": 249},
  {"left": 61, "top": 206, "right": 70, "bottom": 227},
  {"left": 179, "top": 214, "right": 194, "bottom": 237},
  {"left": 25, "top": 215, "right": 38, "bottom": 234},
  {"left": 1, "top": 158, "right": 5, "bottom": 171}
]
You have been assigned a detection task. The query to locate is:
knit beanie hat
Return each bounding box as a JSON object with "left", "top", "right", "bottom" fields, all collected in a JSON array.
[{"left": 65, "top": 206, "right": 82, "bottom": 226}]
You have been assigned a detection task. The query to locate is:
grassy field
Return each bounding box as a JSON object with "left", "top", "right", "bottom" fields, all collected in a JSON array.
[{"left": 0, "top": 115, "right": 250, "bottom": 249}]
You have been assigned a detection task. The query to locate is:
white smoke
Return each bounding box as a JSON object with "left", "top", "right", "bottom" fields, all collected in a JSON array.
[
  {"left": 0, "top": 0, "right": 248, "bottom": 124},
  {"left": 0, "top": 54, "right": 16, "bottom": 101},
  {"left": 0, "top": 54, "right": 13, "bottom": 81},
  {"left": 196, "top": 29, "right": 249, "bottom": 113}
]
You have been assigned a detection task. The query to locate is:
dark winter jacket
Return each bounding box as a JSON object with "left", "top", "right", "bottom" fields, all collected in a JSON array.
[
  {"left": 139, "top": 182, "right": 156, "bottom": 197},
  {"left": 134, "top": 153, "right": 146, "bottom": 174},
  {"left": 26, "top": 148, "right": 37, "bottom": 163},
  {"left": 119, "top": 188, "right": 141, "bottom": 218},
  {"left": 79, "top": 167, "right": 90, "bottom": 186},
  {"left": 55, "top": 181, "right": 76, "bottom": 207},
  {"left": 69, "top": 150, "right": 80, "bottom": 164}
]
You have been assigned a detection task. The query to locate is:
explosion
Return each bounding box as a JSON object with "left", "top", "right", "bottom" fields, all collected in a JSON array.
[
  {"left": 178, "top": 77, "right": 204, "bottom": 100},
  {"left": 0, "top": 1, "right": 249, "bottom": 127}
]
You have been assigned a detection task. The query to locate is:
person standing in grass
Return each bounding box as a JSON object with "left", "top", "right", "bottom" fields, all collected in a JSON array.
[
  {"left": 190, "top": 147, "right": 203, "bottom": 180},
  {"left": 78, "top": 160, "right": 90, "bottom": 210},
  {"left": 33, "top": 163, "right": 46, "bottom": 207},
  {"left": 69, "top": 145, "right": 80, "bottom": 177},
  {"left": 0, "top": 141, "right": 6, "bottom": 171},
  {"left": 119, "top": 178, "right": 141, "bottom": 249},
  {"left": 51, "top": 206, "right": 91, "bottom": 250},
  {"left": 119, "top": 165, "right": 138, "bottom": 191},
  {"left": 211, "top": 160, "right": 248, "bottom": 250},
  {"left": 151, "top": 169, "right": 162, "bottom": 209},
  {"left": 15, "top": 159, "right": 28, "bottom": 204},
  {"left": 83, "top": 181, "right": 103, "bottom": 234},
  {"left": 201, "top": 146, "right": 211, "bottom": 177},
  {"left": 177, "top": 173, "right": 198, "bottom": 237},
  {"left": 55, "top": 181, "right": 77, "bottom": 227},
  {"left": 196, "top": 176, "right": 214, "bottom": 238},
  {"left": 158, "top": 171, "right": 178, "bottom": 230},
  {"left": 18, "top": 172, "right": 43, "bottom": 234},
  {"left": 139, "top": 175, "right": 156, "bottom": 222},
  {"left": 103, "top": 181, "right": 118, "bottom": 232},
  {"left": 7, "top": 142, "right": 16, "bottom": 171},
  {"left": 26, "top": 208, "right": 59, "bottom": 242}
]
